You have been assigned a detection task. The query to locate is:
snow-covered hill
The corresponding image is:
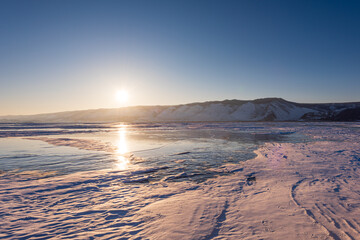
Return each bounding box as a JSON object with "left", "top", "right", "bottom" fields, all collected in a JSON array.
[{"left": 1, "top": 98, "right": 359, "bottom": 123}]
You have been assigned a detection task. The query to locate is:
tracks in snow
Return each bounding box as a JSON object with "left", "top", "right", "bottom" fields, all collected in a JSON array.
[
  {"left": 205, "top": 200, "right": 229, "bottom": 240},
  {"left": 291, "top": 177, "right": 360, "bottom": 240}
]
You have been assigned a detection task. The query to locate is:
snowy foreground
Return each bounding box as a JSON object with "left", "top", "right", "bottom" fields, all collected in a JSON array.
[{"left": 1, "top": 124, "right": 360, "bottom": 239}]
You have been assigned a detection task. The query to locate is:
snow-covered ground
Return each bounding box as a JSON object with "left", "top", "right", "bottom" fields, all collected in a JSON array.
[{"left": 1, "top": 123, "right": 360, "bottom": 239}]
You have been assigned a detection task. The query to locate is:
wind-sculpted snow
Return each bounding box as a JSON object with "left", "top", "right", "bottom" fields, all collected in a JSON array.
[
  {"left": 1, "top": 123, "right": 360, "bottom": 239},
  {"left": 1, "top": 98, "right": 359, "bottom": 123}
]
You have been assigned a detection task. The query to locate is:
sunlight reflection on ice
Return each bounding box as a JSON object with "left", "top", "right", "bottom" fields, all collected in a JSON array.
[{"left": 115, "top": 124, "right": 129, "bottom": 170}]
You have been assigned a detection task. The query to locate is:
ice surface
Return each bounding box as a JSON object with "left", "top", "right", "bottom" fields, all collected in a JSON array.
[
  {"left": 0, "top": 122, "right": 306, "bottom": 182},
  {"left": 0, "top": 122, "right": 360, "bottom": 239}
]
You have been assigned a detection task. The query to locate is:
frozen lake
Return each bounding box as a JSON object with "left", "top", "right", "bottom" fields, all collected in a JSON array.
[
  {"left": 1, "top": 122, "right": 360, "bottom": 239},
  {"left": 0, "top": 122, "right": 309, "bottom": 182}
]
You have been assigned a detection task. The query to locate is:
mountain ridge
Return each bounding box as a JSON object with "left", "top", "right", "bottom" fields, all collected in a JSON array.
[{"left": 1, "top": 98, "right": 359, "bottom": 123}]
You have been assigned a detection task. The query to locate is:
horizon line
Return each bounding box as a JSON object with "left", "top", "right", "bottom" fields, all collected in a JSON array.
[{"left": 2, "top": 97, "right": 360, "bottom": 118}]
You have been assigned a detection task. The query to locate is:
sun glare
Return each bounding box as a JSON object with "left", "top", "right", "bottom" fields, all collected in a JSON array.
[
  {"left": 116, "top": 90, "right": 129, "bottom": 104},
  {"left": 115, "top": 124, "right": 129, "bottom": 170}
]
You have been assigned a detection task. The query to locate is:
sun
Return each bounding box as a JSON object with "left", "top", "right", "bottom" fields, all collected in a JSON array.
[{"left": 115, "top": 90, "right": 129, "bottom": 104}]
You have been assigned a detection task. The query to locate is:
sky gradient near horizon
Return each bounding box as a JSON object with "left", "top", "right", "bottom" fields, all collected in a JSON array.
[{"left": 1, "top": 0, "right": 360, "bottom": 115}]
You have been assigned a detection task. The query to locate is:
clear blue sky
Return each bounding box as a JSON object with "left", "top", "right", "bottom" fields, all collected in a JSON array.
[{"left": 1, "top": 0, "right": 359, "bottom": 115}]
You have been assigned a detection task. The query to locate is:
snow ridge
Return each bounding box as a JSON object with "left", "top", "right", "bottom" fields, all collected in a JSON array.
[{"left": 1, "top": 98, "right": 359, "bottom": 123}]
